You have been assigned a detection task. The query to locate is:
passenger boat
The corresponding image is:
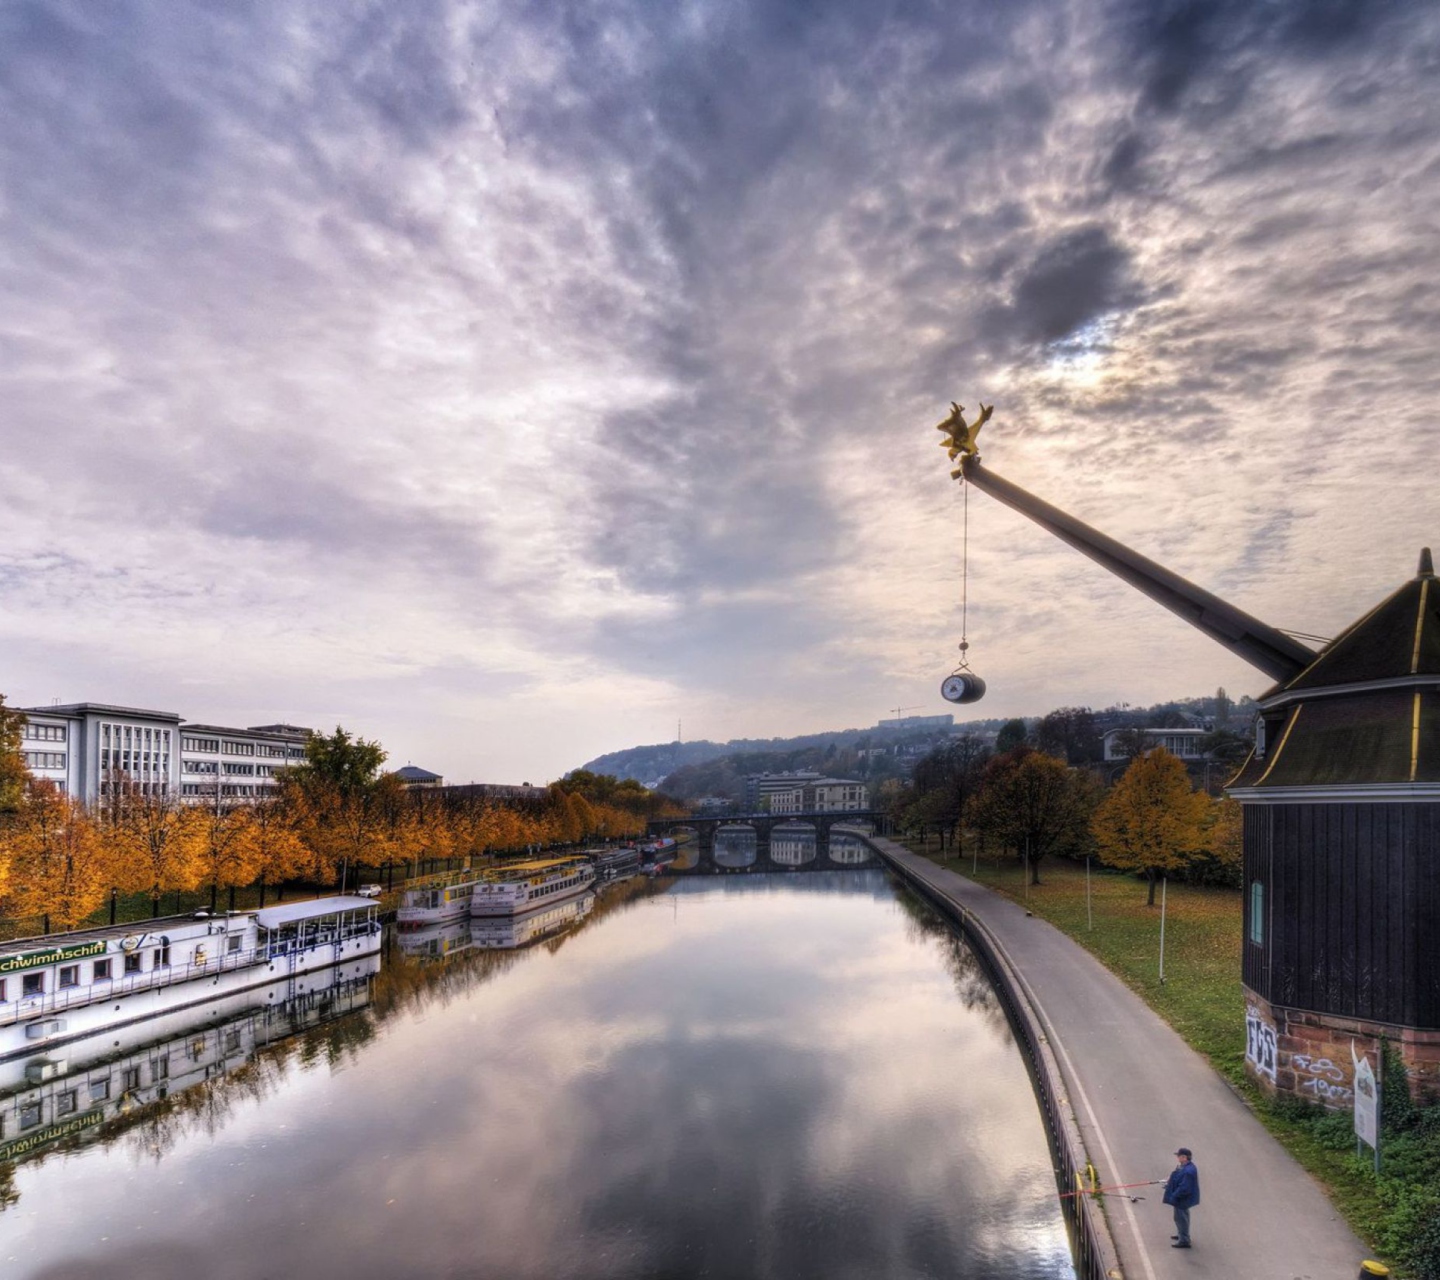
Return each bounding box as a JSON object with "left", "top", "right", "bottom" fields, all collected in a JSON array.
[
  {"left": 591, "top": 846, "right": 641, "bottom": 882},
  {"left": 0, "top": 959, "right": 376, "bottom": 1164},
  {"left": 470, "top": 893, "right": 594, "bottom": 949},
  {"left": 470, "top": 857, "right": 596, "bottom": 917},
  {"left": 0, "top": 896, "right": 382, "bottom": 1065},
  {"left": 396, "top": 869, "right": 486, "bottom": 927}
]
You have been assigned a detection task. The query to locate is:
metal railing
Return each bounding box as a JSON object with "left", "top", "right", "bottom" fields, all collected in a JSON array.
[{"left": 0, "top": 924, "right": 380, "bottom": 1028}]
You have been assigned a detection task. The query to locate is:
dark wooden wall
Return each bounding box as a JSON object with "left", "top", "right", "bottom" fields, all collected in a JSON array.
[{"left": 1242, "top": 802, "right": 1440, "bottom": 1028}]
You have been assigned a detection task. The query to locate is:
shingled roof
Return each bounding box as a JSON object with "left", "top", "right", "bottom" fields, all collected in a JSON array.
[{"left": 1230, "top": 550, "right": 1440, "bottom": 791}]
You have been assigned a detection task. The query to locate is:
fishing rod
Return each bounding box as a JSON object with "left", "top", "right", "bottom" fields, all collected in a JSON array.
[{"left": 1057, "top": 1179, "right": 1165, "bottom": 1200}]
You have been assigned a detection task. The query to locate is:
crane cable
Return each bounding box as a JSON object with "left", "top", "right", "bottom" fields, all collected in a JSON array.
[{"left": 958, "top": 477, "right": 971, "bottom": 669}]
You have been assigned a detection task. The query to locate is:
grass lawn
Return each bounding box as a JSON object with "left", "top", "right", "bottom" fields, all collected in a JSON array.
[{"left": 902, "top": 837, "right": 1397, "bottom": 1265}]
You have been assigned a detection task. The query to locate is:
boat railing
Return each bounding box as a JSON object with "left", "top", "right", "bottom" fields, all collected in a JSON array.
[{"left": 0, "top": 922, "right": 380, "bottom": 1028}]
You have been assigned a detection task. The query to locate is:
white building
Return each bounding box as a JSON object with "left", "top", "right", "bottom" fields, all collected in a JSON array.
[
  {"left": 768, "top": 777, "right": 870, "bottom": 814},
  {"left": 1101, "top": 726, "right": 1211, "bottom": 762},
  {"left": 16, "top": 704, "right": 310, "bottom": 806}
]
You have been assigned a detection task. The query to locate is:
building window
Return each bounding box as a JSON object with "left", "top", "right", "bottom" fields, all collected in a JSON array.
[
  {"left": 1249, "top": 881, "right": 1265, "bottom": 946},
  {"left": 22, "top": 972, "right": 44, "bottom": 997},
  {"left": 222, "top": 741, "right": 256, "bottom": 757},
  {"left": 93, "top": 958, "right": 112, "bottom": 981},
  {"left": 24, "top": 723, "right": 67, "bottom": 742},
  {"left": 58, "top": 965, "right": 79, "bottom": 988}
]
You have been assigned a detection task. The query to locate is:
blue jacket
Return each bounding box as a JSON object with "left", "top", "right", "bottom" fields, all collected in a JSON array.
[{"left": 1163, "top": 1161, "right": 1200, "bottom": 1208}]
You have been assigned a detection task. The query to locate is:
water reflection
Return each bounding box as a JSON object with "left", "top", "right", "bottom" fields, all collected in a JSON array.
[
  {"left": 1, "top": 871, "right": 1073, "bottom": 1280},
  {"left": 713, "top": 823, "right": 758, "bottom": 867}
]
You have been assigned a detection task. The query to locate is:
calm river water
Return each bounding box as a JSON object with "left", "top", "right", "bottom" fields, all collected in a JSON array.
[{"left": 0, "top": 865, "right": 1074, "bottom": 1280}]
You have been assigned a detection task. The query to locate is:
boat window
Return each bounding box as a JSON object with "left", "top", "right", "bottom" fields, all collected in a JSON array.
[
  {"left": 153, "top": 1056, "right": 169, "bottom": 1081},
  {"left": 56, "top": 1090, "right": 78, "bottom": 1117},
  {"left": 89, "top": 1078, "right": 110, "bottom": 1103},
  {"left": 20, "top": 1102, "right": 42, "bottom": 1130},
  {"left": 123, "top": 1067, "right": 141, "bottom": 1091},
  {"left": 0, "top": 978, "right": 7, "bottom": 1002},
  {"left": 22, "top": 972, "right": 44, "bottom": 996},
  {"left": 124, "top": 952, "right": 142, "bottom": 975},
  {"left": 228, "top": 935, "right": 242, "bottom": 953},
  {"left": 59, "top": 965, "right": 80, "bottom": 988},
  {"left": 155, "top": 942, "right": 171, "bottom": 967},
  {"left": 93, "top": 958, "right": 112, "bottom": 981}
]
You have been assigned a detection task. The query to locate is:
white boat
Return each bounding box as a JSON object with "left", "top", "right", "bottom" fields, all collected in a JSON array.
[
  {"left": 0, "top": 896, "right": 382, "bottom": 1065},
  {"left": 470, "top": 857, "right": 596, "bottom": 917},
  {"left": 396, "top": 917, "right": 476, "bottom": 961},
  {"left": 396, "top": 871, "right": 485, "bottom": 927},
  {"left": 0, "top": 958, "right": 377, "bottom": 1164}
]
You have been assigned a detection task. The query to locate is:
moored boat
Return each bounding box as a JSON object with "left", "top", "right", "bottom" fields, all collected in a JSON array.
[
  {"left": 0, "top": 896, "right": 381, "bottom": 1065},
  {"left": 470, "top": 857, "right": 596, "bottom": 917},
  {"left": 470, "top": 893, "right": 594, "bottom": 950},
  {"left": 396, "top": 870, "right": 486, "bottom": 927}
]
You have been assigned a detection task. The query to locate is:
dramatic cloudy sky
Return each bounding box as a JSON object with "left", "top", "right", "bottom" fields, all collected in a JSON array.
[{"left": 3, "top": 0, "right": 1437, "bottom": 782}]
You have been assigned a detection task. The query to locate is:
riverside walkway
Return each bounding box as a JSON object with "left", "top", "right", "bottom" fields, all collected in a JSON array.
[{"left": 874, "top": 839, "right": 1367, "bottom": 1280}]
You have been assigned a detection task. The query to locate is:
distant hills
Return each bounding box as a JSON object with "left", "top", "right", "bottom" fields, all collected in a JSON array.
[
  {"left": 578, "top": 692, "right": 1250, "bottom": 802},
  {"left": 580, "top": 717, "right": 1013, "bottom": 799}
]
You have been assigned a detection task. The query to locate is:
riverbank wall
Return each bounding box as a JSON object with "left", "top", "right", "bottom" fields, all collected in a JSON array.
[{"left": 866, "top": 836, "right": 1120, "bottom": 1280}]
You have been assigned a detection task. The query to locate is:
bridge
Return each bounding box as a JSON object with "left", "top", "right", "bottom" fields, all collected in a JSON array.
[{"left": 645, "top": 812, "right": 890, "bottom": 873}]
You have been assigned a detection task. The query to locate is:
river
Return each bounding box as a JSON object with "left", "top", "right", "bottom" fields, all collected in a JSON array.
[{"left": 0, "top": 863, "right": 1075, "bottom": 1279}]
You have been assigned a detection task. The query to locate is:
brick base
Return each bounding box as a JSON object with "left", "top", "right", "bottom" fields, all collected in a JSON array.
[{"left": 1244, "top": 989, "right": 1440, "bottom": 1108}]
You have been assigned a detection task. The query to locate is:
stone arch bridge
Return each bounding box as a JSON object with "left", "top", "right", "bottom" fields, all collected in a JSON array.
[{"left": 646, "top": 812, "right": 888, "bottom": 873}]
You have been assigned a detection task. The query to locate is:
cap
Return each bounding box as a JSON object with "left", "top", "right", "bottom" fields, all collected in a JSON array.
[{"left": 1174, "top": 1147, "right": 1192, "bottom": 1158}]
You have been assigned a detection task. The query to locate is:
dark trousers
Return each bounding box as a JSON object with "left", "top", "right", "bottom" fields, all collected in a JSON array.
[{"left": 1173, "top": 1203, "right": 1191, "bottom": 1243}]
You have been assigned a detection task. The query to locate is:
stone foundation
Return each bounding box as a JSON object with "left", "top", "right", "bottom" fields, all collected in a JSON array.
[{"left": 1244, "top": 990, "right": 1440, "bottom": 1108}]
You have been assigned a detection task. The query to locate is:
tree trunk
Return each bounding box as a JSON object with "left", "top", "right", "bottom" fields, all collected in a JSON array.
[{"left": 1146, "top": 869, "right": 1157, "bottom": 906}]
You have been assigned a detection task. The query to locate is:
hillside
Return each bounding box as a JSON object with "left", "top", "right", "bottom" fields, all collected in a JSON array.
[{"left": 579, "top": 691, "right": 1251, "bottom": 801}]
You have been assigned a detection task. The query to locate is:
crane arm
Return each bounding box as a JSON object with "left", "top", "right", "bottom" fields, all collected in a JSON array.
[{"left": 957, "top": 454, "right": 1314, "bottom": 685}]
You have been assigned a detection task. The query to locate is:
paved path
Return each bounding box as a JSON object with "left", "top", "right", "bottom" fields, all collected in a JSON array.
[{"left": 875, "top": 840, "right": 1367, "bottom": 1280}]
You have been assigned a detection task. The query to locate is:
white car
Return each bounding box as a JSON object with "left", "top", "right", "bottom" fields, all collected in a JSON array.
[{"left": 357, "top": 884, "right": 383, "bottom": 899}]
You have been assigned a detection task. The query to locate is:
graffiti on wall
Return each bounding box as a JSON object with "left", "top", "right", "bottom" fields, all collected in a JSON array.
[
  {"left": 1245, "top": 1005, "right": 1277, "bottom": 1081},
  {"left": 1291, "top": 1052, "right": 1353, "bottom": 1103}
]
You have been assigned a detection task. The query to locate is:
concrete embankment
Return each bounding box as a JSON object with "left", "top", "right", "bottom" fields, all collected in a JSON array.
[{"left": 869, "top": 837, "right": 1367, "bottom": 1280}]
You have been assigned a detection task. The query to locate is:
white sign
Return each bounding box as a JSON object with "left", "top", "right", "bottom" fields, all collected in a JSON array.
[
  {"left": 1245, "top": 1006, "right": 1277, "bottom": 1081},
  {"left": 1353, "top": 1041, "right": 1379, "bottom": 1149}
]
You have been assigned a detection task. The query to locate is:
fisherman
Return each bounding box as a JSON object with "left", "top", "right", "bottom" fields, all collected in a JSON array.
[{"left": 1162, "top": 1147, "right": 1200, "bottom": 1248}]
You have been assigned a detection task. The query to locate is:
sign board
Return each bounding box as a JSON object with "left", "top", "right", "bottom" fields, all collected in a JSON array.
[
  {"left": 1353, "top": 1041, "right": 1379, "bottom": 1150},
  {"left": 0, "top": 939, "right": 107, "bottom": 975}
]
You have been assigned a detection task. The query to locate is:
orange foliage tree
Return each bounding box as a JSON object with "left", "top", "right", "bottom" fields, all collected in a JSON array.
[
  {"left": 4, "top": 781, "right": 115, "bottom": 929},
  {"left": 109, "top": 785, "right": 205, "bottom": 915},
  {"left": 1091, "top": 748, "right": 1210, "bottom": 904}
]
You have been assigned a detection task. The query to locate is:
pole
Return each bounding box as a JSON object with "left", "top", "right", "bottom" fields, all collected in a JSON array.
[
  {"left": 1087, "top": 855, "right": 1093, "bottom": 931},
  {"left": 1159, "top": 875, "right": 1168, "bottom": 983}
]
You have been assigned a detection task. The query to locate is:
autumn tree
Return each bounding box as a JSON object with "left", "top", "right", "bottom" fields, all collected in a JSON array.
[
  {"left": 111, "top": 785, "right": 205, "bottom": 916},
  {"left": 3, "top": 781, "right": 115, "bottom": 928},
  {"left": 966, "top": 748, "right": 1097, "bottom": 884},
  {"left": 195, "top": 799, "right": 262, "bottom": 910},
  {"left": 1092, "top": 748, "right": 1210, "bottom": 904},
  {"left": 0, "top": 693, "right": 29, "bottom": 819},
  {"left": 249, "top": 792, "right": 312, "bottom": 891}
]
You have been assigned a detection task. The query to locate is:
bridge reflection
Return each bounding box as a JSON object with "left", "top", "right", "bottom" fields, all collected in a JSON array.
[{"left": 658, "top": 824, "right": 879, "bottom": 875}]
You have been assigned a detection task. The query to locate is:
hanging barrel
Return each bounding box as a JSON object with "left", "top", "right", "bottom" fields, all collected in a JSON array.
[{"left": 941, "top": 671, "right": 987, "bottom": 704}]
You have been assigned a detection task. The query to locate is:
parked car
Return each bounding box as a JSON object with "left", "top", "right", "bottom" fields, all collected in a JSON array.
[{"left": 357, "top": 884, "right": 383, "bottom": 899}]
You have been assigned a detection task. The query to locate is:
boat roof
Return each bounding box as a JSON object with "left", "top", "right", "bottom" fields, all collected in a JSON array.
[
  {"left": 254, "top": 896, "right": 378, "bottom": 929},
  {"left": 496, "top": 857, "right": 589, "bottom": 872}
]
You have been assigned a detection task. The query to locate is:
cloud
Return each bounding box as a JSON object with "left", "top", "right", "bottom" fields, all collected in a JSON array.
[{"left": 2, "top": 0, "right": 1439, "bottom": 778}]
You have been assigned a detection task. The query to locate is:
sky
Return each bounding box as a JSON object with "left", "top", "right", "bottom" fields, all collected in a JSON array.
[{"left": 2, "top": 0, "right": 1438, "bottom": 785}]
